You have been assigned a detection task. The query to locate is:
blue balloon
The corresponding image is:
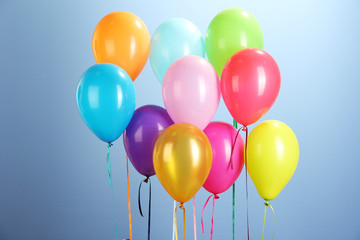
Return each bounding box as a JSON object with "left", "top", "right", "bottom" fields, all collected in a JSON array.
[
  {"left": 150, "top": 18, "right": 205, "bottom": 84},
  {"left": 76, "top": 63, "right": 136, "bottom": 143}
]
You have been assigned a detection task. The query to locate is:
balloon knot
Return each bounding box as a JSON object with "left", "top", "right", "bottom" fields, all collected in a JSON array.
[
  {"left": 241, "top": 127, "right": 247, "bottom": 131},
  {"left": 108, "top": 142, "right": 113, "bottom": 147},
  {"left": 144, "top": 177, "right": 149, "bottom": 183},
  {"left": 179, "top": 203, "right": 185, "bottom": 210},
  {"left": 214, "top": 194, "right": 219, "bottom": 199},
  {"left": 264, "top": 201, "right": 269, "bottom": 206}
]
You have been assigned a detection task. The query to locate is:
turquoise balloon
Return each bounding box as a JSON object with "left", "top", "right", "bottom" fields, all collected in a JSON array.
[
  {"left": 76, "top": 63, "right": 136, "bottom": 143},
  {"left": 150, "top": 18, "right": 205, "bottom": 84}
]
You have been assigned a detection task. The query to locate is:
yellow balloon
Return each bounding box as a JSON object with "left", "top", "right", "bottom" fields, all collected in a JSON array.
[
  {"left": 153, "top": 123, "right": 212, "bottom": 204},
  {"left": 246, "top": 120, "right": 299, "bottom": 201}
]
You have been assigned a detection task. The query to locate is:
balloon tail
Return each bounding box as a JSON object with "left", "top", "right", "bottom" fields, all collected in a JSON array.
[
  {"left": 193, "top": 196, "right": 197, "bottom": 240},
  {"left": 242, "top": 126, "right": 250, "bottom": 240},
  {"left": 106, "top": 143, "right": 118, "bottom": 240},
  {"left": 201, "top": 194, "right": 219, "bottom": 240},
  {"left": 138, "top": 177, "right": 152, "bottom": 240},
  {"left": 126, "top": 156, "right": 133, "bottom": 240},
  {"left": 262, "top": 201, "right": 276, "bottom": 240}
]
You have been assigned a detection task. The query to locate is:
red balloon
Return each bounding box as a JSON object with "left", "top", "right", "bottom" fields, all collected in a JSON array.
[{"left": 221, "top": 48, "right": 281, "bottom": 126}]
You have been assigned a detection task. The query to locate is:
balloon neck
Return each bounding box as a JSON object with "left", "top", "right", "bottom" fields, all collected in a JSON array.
[
  {"left": 241, "top": 126, "right": 248, "bottom": 131},
  {"left": 214, "top": 194, "right": 219, "bottom": 200},
  {"left": 108, "top": 142, "right": 113, "bottom": 147},
  {"left": 144, "top": 177, "right": 150, "bottom": 183},
  {"left": 264, "top": 201, "right": 269, "bottom": 206},
  {"left": 179, "top": 203, "right": 185, "bottom": 210}
]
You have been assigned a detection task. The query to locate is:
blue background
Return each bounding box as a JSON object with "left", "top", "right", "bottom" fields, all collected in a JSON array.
[{"left": 1, "top": 0, "right": 359, "bottom": 239}]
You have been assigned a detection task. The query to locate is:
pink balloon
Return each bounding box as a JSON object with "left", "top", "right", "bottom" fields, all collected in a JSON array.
[
  {"left": 162, "top": 55, "right": 220, "bottom": 130},
  {"left": 221, "top": 48, "right": 281, "bottom": 127},
  {"left": 203, "top": 122, "right": 244, "bottom": 194}
]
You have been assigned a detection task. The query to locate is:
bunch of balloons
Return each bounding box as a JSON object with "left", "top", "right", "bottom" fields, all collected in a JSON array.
[{"left": 76, "top": 8, "right": 299, "bottom": 240}]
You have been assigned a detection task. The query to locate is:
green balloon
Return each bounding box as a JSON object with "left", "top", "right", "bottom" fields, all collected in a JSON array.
[{"left": 205, "top": 8, "right": 264, "bottom": 77}]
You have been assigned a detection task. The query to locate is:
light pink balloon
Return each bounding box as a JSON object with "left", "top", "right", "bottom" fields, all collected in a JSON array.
[
  {"left": 162, "top": 55, "right": 220, "bottom": 130},
  {"left": 203, "top": 122, "right": 244, "bottom": 194}
]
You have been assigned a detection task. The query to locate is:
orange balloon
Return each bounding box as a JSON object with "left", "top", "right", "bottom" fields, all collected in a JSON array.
[{"left": 92, "top": 11, "right": 150, "bottom": 81}]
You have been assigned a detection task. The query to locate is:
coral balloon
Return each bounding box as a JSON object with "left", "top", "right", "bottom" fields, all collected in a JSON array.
[
  {"left": 221, "top": 48, "right": 281, "bottom": 127},
  {"left": 203, "top": 122, "right": 244, "bottom": 194},
  {"left": 76, "top": 63, "right": 136, "bottom": 143},
  {"left": 206, "top": 8, "right": 263, "bottom": 76},
  {"left": 92, "top": 11, "right": 150, "bottom": 81},
  {"left": 163, "top": 56, "right": 220, "bottom": 130},
  {"left": 150, "top": 18, "right": 205, "bottom": 84},
  {"left": 246, "top": 120, "right": 299, "bottom": 201},
  {"left": 123, "top": 105, "right": 174, "bottom": 177},
  {"left": 153, "top": 123, "right": 212, "bottom": 203}
]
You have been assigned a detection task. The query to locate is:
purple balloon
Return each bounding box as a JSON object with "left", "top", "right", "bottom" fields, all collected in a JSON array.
[{"left": 123, "top": 105, "right": 174, "bottom": 177}]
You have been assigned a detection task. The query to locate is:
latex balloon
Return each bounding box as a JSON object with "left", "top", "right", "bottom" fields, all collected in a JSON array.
[
  {"left": 203, "top": 122, "right": 244, "bottom": 194},
  {"left": 123, "top": 105, "right": 174, "bottom": 177},
  {"left": 163, "top": 55, "right": 220, "bottom": 130},
  {"left": 205, "top": 8, "right": 264, "bottom": 76},
  {"left": 92, "top": 11, "right": 150, "bottom": 81},
  {"left": 221, "top": 48, "right": 281, "bottom": 127},
  {"left": 153, "top": 123, "right": 212, "bottom": 203},
  {"left": 76, "top": 63, "right": 136, "bottom": 143},
  {"left": 246, "top": 120, "right": 299, "bottom": 201},
  {"left": 150, "top": 18, "right": 205, "bottom": 84}
]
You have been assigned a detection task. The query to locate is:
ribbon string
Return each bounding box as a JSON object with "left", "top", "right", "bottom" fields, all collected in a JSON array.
[
  {"left": 106, "top": 143, "right": 118, "bottom": 240},
  {"left": 262, "top": 201, "right": 276, "bottom": 240},
  {"left": 126, "top": 156, "right": 132, "bottom": 240},
  {"left": 230, "top": 128, "right": 242, "bottom": 169},
  {"left": 174, "top": 203, "right": 186, "bottom": 240},
  {"left": 242, "top": 126, "right": 250, "bottom": 240},
  {"left": 172, "top": 201, "right": 176, "bottom": 240},
  {"left": 201, "top": 194, "right": 219, "bottom": 240},
  {"left": 138, "top": 177, "right": 152, "bottom": 240},
  {"left": 193, "top": 196, "right": 197, "bottom": 240},
  {"left": 232, "top": 119, "right": 237, "bottom": 240}
]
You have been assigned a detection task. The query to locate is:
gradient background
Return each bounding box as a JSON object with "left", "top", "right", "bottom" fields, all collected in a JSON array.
[{"left": 1, "top": 0, "right": 359, "bottom": 239}]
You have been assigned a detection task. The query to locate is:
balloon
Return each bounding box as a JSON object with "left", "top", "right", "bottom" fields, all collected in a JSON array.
[
  {"left": 150, "top": 18, "right": 205, "bottom": 84},
  {"left": 153, "top": 123, "right": 212, "bottom": 203},
  {"left": 162, "top": 56, "right": 220, "bottom": 130},
  {"left": 123, "top": 105, "right": 174, "bottom": 177},
  {"left": 92, "top": 11, "right": 150, "bottom": 81},
  {"left": 76, "top": 63, "right": 136, "bottom": 143},
  {"left": 246, "top": 120, "right": 299, "bottom": 201},
  {"left": 203, "top": 122, "right": 244, "bottom": 194},
  {"left": 205, "top": 8, "right": 264, "bottom": 76},
  {"left": 221, "top": 48, "right": 281, "bottom": 126}
]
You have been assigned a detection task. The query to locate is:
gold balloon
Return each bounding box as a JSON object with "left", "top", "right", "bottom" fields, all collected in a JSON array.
[
  {"left": 246, "top": 120, "right": 299, "bottom": 201},
  {"left": 153, "top": 123, "right": 212, "bottom": 203}
]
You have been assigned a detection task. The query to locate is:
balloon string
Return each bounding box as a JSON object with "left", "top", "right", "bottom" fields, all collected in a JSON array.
[
  {"left": 172, "top": 201, "right": 176, "bottom": 240},
  {"left": 230, "top": 128, "right": 242, "bottom": 169},
  {"left": 262, "top": 201, "right": 276, "bottom": 240},
  {"left": 138, "top": 177, "right": 152, "bottom": 240},
  {"left": 106, "top": 143, "right": 118, "bottom": 240},
  {"left": 242, "top": 126, "right": 250, "bottom": 240},
  {"left": 193, "top": 196, "right": 197, "bottom": 240},
  {"left": 174, "top": 203, "right": 186, "bottom": 240},
  {"left": 232, "top": 119, "right": 237, "bottom": 240},
  {"left": 232, "top": 183, "right": 235, "bottom": 240},
  {"left": 126, "top": 155, "right": 133, "bottom": 240},
  {"left": 201, "top": 194, "right": 219, "bottom": 240}
]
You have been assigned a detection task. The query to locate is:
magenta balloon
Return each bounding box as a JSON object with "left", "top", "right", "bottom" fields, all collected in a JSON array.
[
  {"left": 123, "top": 105, "right": 174, "bottom": 177},
  {"left": 162, "top": 55, "right": 220, "bottom": 130},
  {"left": 203, "top": 122, "right": 244, "bottom": 194}
]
